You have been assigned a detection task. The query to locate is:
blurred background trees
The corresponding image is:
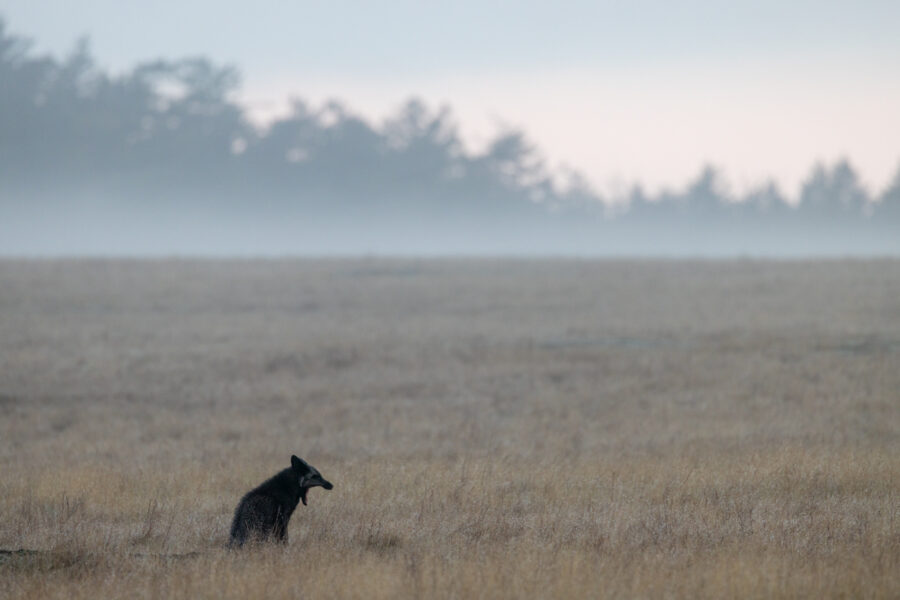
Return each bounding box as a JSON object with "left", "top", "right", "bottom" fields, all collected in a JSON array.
[{"left": 1, "top": 18, "right": 897, "bottom": 254}]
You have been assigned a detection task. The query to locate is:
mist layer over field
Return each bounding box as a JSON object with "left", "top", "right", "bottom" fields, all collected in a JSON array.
[{"left": 1, "top": 259, "right": 898, "bottom": 598}]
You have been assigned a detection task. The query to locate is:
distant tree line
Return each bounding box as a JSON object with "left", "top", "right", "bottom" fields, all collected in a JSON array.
[
  {"left": 1, "top": 18, "right": 898, "bottom": 254},
  {"left": 0, "top": 19, "right": 574, "bottom": 212}
]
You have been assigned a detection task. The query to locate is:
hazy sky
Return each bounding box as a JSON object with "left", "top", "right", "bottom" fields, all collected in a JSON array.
[{"left": 4, "top": 0, "right": 900, "bottom": 198}]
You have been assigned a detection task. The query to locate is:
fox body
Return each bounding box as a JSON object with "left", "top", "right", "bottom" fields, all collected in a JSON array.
[{"left": 229, "top": 455, "right": 333, "bottom": 547}]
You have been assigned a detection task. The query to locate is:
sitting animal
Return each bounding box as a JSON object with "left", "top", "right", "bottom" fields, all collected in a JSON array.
[{"left": 229, "top": 455, "right": 333, "bottom": 547}]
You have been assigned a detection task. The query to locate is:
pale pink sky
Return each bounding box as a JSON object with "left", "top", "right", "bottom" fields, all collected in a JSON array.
[{"left": 7, "top": 0, "right": 900, "bottom": 201}]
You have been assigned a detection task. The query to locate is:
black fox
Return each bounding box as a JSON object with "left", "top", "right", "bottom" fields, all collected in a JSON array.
[{"left": 229, "top": 455, "right": 333, "bottom": 547}]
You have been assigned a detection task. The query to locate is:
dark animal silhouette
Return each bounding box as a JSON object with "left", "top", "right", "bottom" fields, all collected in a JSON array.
[{"left": 229, "top": 455, "right": 333, "bottom": 547}]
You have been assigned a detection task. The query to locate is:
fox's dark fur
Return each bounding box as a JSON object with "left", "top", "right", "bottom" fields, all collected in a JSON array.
[{"left": 229, "top": 455, "right": 333, "bottom": 547}]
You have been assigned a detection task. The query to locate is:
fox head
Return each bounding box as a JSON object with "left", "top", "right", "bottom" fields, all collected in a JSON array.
[{"left": 291, "top": 455, "right": 333, "bottom": 505}]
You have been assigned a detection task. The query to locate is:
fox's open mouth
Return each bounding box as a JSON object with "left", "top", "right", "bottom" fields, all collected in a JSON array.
[{"left": 301, "top": 480, "right": 333, "bottom": 506}]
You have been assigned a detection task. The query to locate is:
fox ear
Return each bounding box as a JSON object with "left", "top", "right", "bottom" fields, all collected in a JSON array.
[{"left": 291, "top": 455, "right": 309, "bottom": 472}]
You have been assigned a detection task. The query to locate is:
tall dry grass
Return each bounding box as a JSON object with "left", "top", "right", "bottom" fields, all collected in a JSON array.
[{"left": 1, "top": 259, "right": 898, "bottom": 598}]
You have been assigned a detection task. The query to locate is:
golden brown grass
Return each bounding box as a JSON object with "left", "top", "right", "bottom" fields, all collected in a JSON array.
[{"left": 1, "top": 259, "right": 898, "bottom": 598}]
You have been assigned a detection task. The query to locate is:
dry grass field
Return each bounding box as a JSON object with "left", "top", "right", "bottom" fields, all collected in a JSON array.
[{"left": 0, "top": 259, "right": 898, "bottom": 599}]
